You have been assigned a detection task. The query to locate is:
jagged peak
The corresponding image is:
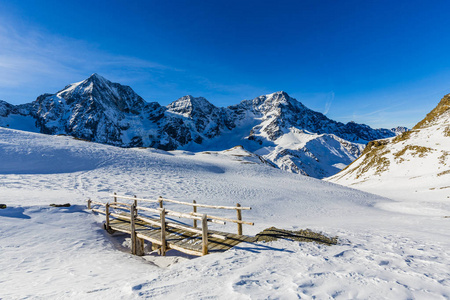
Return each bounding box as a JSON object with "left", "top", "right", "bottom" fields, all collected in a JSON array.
[
  {"left": 268, "top": 91, "right": 290, "bottom": 97},
  {"left": 83, "top": 73, "right": 112, "bottom": 86},
  {"left": 89, "top": 73, "right": 105, "bottom": 80},
  {"left": 56, "top": 73, "right": 114, "bottom": 97},
  {"left": 243, "top": 91, "right": 305, "bottom": 114},
  {"left": 167, "top": 95, "right": 216, "bottom": 117},
  {"left": 174, "top": 95, "right": 212, "bottom": 105}
]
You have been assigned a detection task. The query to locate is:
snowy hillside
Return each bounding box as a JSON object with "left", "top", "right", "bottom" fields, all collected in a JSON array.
[
  {"left": 0, "top": 128, "right": 449, "bottom": 299},
  {"left": 0, "top": 74, "right": 403, "bottom": 178},
  {"left": 328, "top": 94, "right": 450, "bottom": 214}
]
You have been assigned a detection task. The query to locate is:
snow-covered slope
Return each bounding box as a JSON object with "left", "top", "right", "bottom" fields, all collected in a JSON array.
[
  {"left": 328, "top": 94, "right": 450, "bottom": 213},
  {"left": 0, "top": 127, "right": 449, "bottom": 299},
  {"left": 0, "top": 75, "right": 403, "bottom": 178}
]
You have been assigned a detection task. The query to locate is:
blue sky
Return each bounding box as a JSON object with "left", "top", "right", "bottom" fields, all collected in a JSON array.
[{"left": 1, "top": 0, "right": 450, "bottom": 128}]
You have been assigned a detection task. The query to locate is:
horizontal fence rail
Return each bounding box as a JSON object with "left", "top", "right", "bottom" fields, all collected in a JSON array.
[{"left": 86, "top": 193, "right": 254, "bottom": 256}]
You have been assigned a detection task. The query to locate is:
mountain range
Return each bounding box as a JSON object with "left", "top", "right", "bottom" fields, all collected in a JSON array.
[{"left": 0, "top": 73, "right": 406, "bottom": 178}]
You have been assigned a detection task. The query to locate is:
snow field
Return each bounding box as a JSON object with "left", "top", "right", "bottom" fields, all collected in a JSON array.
[{"left": 0, "top": 128, "right": 449, "bottom": 299}]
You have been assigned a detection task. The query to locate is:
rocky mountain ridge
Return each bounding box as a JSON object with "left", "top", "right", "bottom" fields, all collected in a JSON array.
[
  {"left": 328, "top": 93, "right": 450, "bottom": 201},
  {"left": 0, "top": 74, "right": 404, "bottom": 178}
]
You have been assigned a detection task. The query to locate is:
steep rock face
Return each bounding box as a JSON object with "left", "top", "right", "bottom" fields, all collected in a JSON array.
[
  {"left": 230, "top": 91, "right": 396, "bottom": 143},
  {"left": 20, "top": 74, "right": 165, "bottom": 146},
  {"left": 166, "top": 95, "right": 233, "bottom": 140},
  {"left": 328, "top": 93, "right": 450, "bottom": 201},
  {"left": 0, "top": 75, "right": 404, "bottom": 178}
]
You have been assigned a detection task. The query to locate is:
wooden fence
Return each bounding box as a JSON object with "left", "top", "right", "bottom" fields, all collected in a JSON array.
[{"left": 87, "top": 193, "right": 254, "bottom": 256}]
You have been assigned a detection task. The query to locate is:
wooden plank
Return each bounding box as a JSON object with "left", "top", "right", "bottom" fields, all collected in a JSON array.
[
  {"left": 190, "top": 212, "right": 254, "bottom": 225},
  {"left": 110, "top": 194, "right": 251, "bottom": 210},
  {"left": 110, "top": 202, "right": 131, "bottom": 207},
  {"left": 104, "top": 211, "right": 253, "bottom": 257},
  {"left": 110, "top": 195, "right": 160, "bottom": 204},
  {"left": 160, "top": 197, "right": 252, "bottom": 210},
  {"left": 136, "top": 206, "right": 159, "bottom": 214},
  {"left": 92, "top": 208, "right": 106, "bottom": 215}
]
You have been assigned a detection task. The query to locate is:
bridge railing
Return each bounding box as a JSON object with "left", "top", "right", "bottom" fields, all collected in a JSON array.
[{"left": 86, "top": 193, "right": 253, "bottom": 256}]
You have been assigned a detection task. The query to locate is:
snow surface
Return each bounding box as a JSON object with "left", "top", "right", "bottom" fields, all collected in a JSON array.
[
  {"left": 1, "top": 128, "right": 449, "bottom": 299},
  {"left": 328, "top": 107, "right": 450, "bottom": 217}
]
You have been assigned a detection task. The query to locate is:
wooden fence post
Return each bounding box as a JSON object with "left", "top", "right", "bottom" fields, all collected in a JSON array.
[
  {"left": 131, "top": 204, "right": 137, "bottom": 255},
  {"left": 236, "top": 203, "right": 242, "bottom": 235},
  {"left": 134, "top": 195, "right": 137, "bottom": 208},
  {"left": 113, "top": 192, "right": 117, "bottom": 203},
  {"left": 105, "top": 202, "right": 110, "bottom": 230},
  {"left": 193, "top": 200, "right": 197, "bottom": 228},
  {"left": 160, "top": 208, "right": 167, "bottom": 256},
  {"left": 159, "top": 196, "right": 163, "bottom": 209},
  {"left": 202, "top": 214, "right": 208, "bottom": 255},
  {"left": 87, "top": 198, "right": 91, "bottom": 209}
]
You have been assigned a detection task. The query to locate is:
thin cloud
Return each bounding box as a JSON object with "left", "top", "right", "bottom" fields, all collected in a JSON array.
[
  {"left": 0, "top": 18, "right": 175, "bottom": 102},
  {"left": 323, "top": 91, "right": 334, "bottom": 115}
]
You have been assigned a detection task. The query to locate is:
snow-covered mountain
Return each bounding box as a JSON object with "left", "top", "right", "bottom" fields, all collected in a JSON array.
[
  {"left": 328, "top": 93, "right": 450, "bottom": 204},
  {"left": 0, "top": 74, "right": 403, "bottom": 178}
]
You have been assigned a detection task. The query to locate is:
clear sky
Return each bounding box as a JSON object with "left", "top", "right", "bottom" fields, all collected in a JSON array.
[{"left": 1, "top": 0, "right": 450, "bottom": 128}]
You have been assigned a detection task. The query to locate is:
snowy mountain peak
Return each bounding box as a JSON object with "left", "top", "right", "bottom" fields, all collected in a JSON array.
[
  {"left": 88, "top": 72, "right": 107, "bottom": 81},
  {"left": 54, "top": 74, "right": 147, "bottom": 114},
  {"left": 167, "top": 95, "right": 216, "bottom": 117}
]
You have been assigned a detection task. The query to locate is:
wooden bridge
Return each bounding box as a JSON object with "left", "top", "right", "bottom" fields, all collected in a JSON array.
[{"left": 87, "top": 194, "right": 255, "bottom": 256}]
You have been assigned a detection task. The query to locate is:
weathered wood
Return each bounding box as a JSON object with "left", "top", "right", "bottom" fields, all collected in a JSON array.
[
  {"left": 92, "top": 208, "right": 106, "bottom": 215},
  {"left": 113, "top": 192, "right": 117, "bottom": 203},
  {"left": 167, "top": 221, "right": 226, "bottom": 240},
  {"left": 110, "top": 194, "right": 251, "bottom": 210},
  {"left": 109, "top": 218, "right": 252, "bottom": 256},
  {"left": 110, "top": 202, "right": 132, "bottom": 208},
  {"left": 160, "top": 208, "right": 167, "bottom": 256},
  {"left": 130, "top": 205, "right": 137, "bottom": 255},
  {"left": 90, "top": 195, "right": 254, "bottom": 256},
  {"left": 105, "top": 203, "right": 110, "bottom": 230},
  {"left": 160, "top": 208, "right": 225, "bottom": 224},
  {"left": 110, "top": 194, "right": 160, "bottom": 203},
  {"left": 109, "top": 206, "right": 130, "bottom": 214},
  {"left": 90, "top": 200, "right": 106, "bottom": 207},
  {"left": 151, "top": 243, "right": 159, "bottom": 251},
  {"left": 160, "top": 197, "right": 251, "bottom": 210},
  {"left": 202, "top": 214, "right": 208, "bottom": 255},
  {"left": 135, "top": 215, "right": 160, "bottom": 227},
  {"left": 87, "top": 198, "right": 92, "bottom": 209},
  {"left": 135, "top": 215, "right": 226, "bottom": 240},
  {"left": 190, "top": 211, "right": 254, "bottom": 225},
  {"left": 193, "top": 200, "right": 197, "bottom": 228},
  {"left": 110, "top": 212, "right": 131, "bottom": 221},
  {"left": 136, "top": 238, "right": 145, "bottom": 256},
  {"left": 236, "top": 203, "right": 242, "bottom": 235},
  {"left": 135, "top": 206, "right": 159, "bottom": 214}
]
